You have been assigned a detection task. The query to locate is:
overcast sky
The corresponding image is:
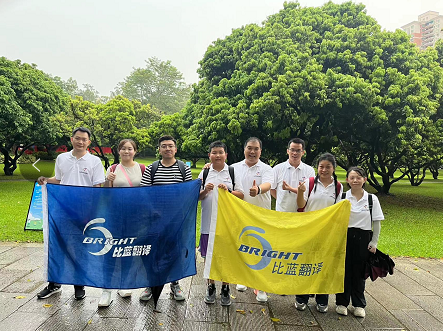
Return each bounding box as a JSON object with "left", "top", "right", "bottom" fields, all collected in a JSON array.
[{"left": 1, "top": 0, "right": 442, "bottom": 95}]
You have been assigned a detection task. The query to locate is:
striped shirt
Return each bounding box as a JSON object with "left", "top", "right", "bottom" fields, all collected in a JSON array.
[{"left": 140, "top": 160, "right": 192, "bottom": 186}]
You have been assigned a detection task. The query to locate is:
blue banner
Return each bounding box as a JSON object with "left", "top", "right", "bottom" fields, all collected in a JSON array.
[{"left": 45, "top": 180, "right": 200, "bottom": 289}]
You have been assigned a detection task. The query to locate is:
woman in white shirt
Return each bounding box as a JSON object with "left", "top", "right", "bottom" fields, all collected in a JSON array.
[
  {"left": 295, "top": 153, "right": 343, "bottom": 314},
  {"left": 335, "top": 166, "right": 384, "bottom": 318},
  {"left": 99, "top": 139, "right": 145, "bottom": 307}
]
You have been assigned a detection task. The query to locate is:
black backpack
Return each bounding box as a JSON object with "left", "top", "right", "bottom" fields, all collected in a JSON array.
[
  {"left": 150, "top": 160, "right": 187, "bottom": 184},
  {"left": 202, "top": 166, "right": 235, "bottom": 190}
]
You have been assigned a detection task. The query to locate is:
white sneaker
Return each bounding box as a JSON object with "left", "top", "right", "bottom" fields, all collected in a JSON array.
[
  {"left": 336, "top": 305, "right": 348, "bottom": 316},
  {"left": 353, "top": 307, "right": 366, "bottom": 318},
  {"left": 236, "top": 284, "right": 247, "bottom": 292},
  {"left": 295, "top": 301, "right": 307, "bottom": 311},
  {"left": 117, "top": 290, "right": 132, "bottom": 297},
  {"left": 98, "top": 290, "right": 112, "bottom": 307},
  {"left": 255, "top": 290, "right": 268, "bottom": 302},
  {"left": 139, "top": 287, "right": 152, "bottom": 301}
]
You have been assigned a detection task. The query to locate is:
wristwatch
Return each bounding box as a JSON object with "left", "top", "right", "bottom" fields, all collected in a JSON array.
[{"left": 257, "top": 186, "right": 261, "bottom": 194}]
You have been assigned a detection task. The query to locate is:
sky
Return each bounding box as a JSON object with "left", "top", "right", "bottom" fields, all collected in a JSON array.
[{"left": 1, "top": 0, "right": 442, "bottom": 96}]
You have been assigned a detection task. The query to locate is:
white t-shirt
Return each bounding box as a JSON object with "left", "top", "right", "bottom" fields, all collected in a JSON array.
[
  {"left": 106, "top": 163, "right": 143, "bottom": 187},
  {"left": 55, "top": 151, "right": 105, "bottom": 186},
  {"left": 198, "top": 164, "right": 244, "bottom": 234},
  {"left": 344, "top": 190, "right": 384, "bottom": 230},
  {"left": 272, "top": 160, "right": 315, "bottom": 212},
  {"left": 231, "top": 159, "right": 273, "bottom": 209},
  {"left": 303, "top": 177, "right": 343, "bottom": 212}
]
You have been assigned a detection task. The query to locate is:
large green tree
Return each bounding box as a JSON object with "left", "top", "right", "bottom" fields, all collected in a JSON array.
[
  {"left": 0, "top": 57, "right": 68, "bottom": 175},
  {"left": 181, "top": 1, "right": 443, "bottom": 193},
  {"left": 115, "top": 57, "right": 191, "bottom": 114}
]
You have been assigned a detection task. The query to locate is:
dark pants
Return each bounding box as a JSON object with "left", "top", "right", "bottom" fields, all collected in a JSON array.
[
  {"left": 296, "top": 294, "right": 328, "bottom": 306},
  {"left": 336, "top": 227, "right": 371, "bottom": 308}
]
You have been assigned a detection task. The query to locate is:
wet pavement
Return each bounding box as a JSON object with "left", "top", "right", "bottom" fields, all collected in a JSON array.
[{"left": 0, "top": 242, "right": 442, "bottom": 330}]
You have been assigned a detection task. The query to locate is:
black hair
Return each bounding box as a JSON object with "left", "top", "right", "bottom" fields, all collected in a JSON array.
[
  {"left": 208, "top": 141, "right": 227, "bottom": 153},
  {"left": 346, "top": 166, "right": 367, "bottom": 188},
  {"left": 313, "top": 153, "right": 339, "bottom": 202},
  {"left": 244, "top": 137, "right": 262, "bottom": 149},
  {"left": 72, "top": 127, "right": 91, "bottom": 138},
  {"left": 158, "top": 135, "right": 177, "bottom": 147},
  {"left": 287, "top": 138, "right": 305, "bottom": 150}
]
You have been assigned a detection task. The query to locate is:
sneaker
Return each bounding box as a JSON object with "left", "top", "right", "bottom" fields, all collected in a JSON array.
[
  {"left": 98, "top": 290, "right": 112, "bottom": 307},
  {"left": 74, "top": 286, "right": 86, "bottom": 300},
  {"left": 220, "top": 285, "right": 231, "bottom": 306},
  {"left": 353, "top": 307, "right": 366, "bottom": 318},
  {"left": 117, "top": 290, "right": 132, "bottom": 297},
  {"left": 295, "top": 301, "right": 307, "bottom": 311},
  {"left": 204, "top": 284, "right": 216, "bottom": 304},
  {"left": 37, "top": 284, "right": 62, "bottom": 299},
  {"left": 316, "top": 304, "right": 328, "bottom": 313},
  {"left": 254, "top": 289, "right": 268, "bottom": 302},
  {"left": 236, "top": 284, "right": 247, "bottom": 292},
  {"left": 336, "top": 305, "right": 348, "bottom": 316},
  {"left": 139, "top": 287, "right": 152, "bottom": 301},
  {"left": 170, "top": 283, "right": 185, "bottom": 301}
]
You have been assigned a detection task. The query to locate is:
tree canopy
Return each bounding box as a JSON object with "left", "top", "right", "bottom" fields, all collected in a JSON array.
[
  {"left": 114, "top": 57, "right": 191, "bottom": 114},
  {"left": 179, "top": 1, "right": 443, "bottom": 193},
  {"left": 0, "top": 57, "right": 68, "bottom": 175}
]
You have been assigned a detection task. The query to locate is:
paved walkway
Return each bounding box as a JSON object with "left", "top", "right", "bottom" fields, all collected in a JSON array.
[{"left": 0, "top": 242, "right": 442, "bottom": 331}]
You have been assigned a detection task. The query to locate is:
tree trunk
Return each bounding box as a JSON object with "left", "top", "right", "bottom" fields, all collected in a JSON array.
[{"left": 191, "top": 158, "right": 199, "bottom": 168}]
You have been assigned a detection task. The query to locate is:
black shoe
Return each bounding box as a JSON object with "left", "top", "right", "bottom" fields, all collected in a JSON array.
[
  {"left": 74, "top": 286, "right": 85, "bottom": 300},
  {"left": 37, "top": 284, "right": 62, "bottom": 299}
]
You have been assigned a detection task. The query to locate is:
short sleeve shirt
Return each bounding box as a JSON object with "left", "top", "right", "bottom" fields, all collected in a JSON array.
[
  {"left": 140, "top": 161, "right": 192, "bottom": 186},
  {"left": 198, "top": 164, "right": 244, "bottom": 234},
  {"left": 272, "top": 160, "right": 315, "bottom": 212},
  {"left": 105, "top": 163, "right": 143, "bottom": 187},
  {"left": 303, "top": 178, "right": 343, "bottom": 212},
  {"left": 231, "top": 159, "right": 273, "bottom": 209},
  {"left": 344, "top": 190, "right": 384, "bottom": 230},
  {"left": 55, "top": 151, "right": 105, "bottom": 186}
]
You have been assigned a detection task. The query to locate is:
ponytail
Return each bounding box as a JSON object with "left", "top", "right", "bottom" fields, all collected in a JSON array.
[
  {"left": 313, "top": 174, "right": 319, "bottom": 193},
  {"left": 333, "top": 172, "right": 338, "bottom": 203}
]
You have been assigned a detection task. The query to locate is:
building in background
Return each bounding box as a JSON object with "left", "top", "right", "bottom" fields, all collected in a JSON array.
[{"left": 401, "top": 11, "right": 443, "bottom": 50}]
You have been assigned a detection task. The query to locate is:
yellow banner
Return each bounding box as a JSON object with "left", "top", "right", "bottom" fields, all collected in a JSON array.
[{"left": 204, "top": 189, "right": 351, "bottom": 295}]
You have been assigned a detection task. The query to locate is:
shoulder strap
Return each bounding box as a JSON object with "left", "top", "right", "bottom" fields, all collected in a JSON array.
[
  {"left": 341, "top": 192, "right": 346, "bottom": 199},
  {"left": 150, "top": 160, "right": 160, "bottom": 185},
  {"left": 177, "top": 160, "right": 186, "bottom": 181},
  {"left": 202, "top": 168, "right": 210, "bottom": 187},
  {"left": 368, "top": 194, "right": 373, "bottom": 222},
  {"left": 228, "top": 166, "right": 235, "bottom": 190},
  {"left": 307, "top": 177, "right": 315, "bottom": 198},
  {"left": 110, "top": 164, "right": 118, "bottom": 172}
]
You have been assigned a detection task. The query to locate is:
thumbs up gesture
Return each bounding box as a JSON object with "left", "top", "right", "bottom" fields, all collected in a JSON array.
[{"left": 249, "top": 180, "right": 259, "bottom": 197}]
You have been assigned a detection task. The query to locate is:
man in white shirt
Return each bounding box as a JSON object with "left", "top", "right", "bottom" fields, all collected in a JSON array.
[
  {"left": 231, "top": 137, "right": 273, "bottom": 302},
  {"left": 36, "top": 127, "right": 105, "bottom": 300},
  {"left": 271, "top": 138, "right": 315, "bottom": 212}
]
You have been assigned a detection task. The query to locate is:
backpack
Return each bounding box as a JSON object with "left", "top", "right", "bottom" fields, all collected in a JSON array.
[
  {"left": 202, "top": 166, "right": 235, "bottom": 190},
  {"left": 297, "top": 177, "right": 342, "bottom": 212},
  {"left": 150, "top": 160, "right": 187, "bottom": 185},
  {"left": 110, "top": 163, "right": 146, "bottom": 175}
]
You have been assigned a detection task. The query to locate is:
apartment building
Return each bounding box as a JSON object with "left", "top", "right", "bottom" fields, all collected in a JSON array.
[{"left": 401, "top": 11, "right": 443, "bottom": 50}]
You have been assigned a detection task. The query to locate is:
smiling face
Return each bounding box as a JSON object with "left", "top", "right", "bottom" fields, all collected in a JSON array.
[
  {"left": 159, "top": 139, "right": 177, "bottom": 160},
  {"left": 209, "top": 147, "right": 227, "bottom": 167},
  {"left": 119, "top": 141, "right": 136, "bottom": 162},
  {"left": 70, "top": 131, "right": 91, "bottom": 153},
  {"left": 287, "top": 142, "right": 305, "bottom": 166},
  {"left": 317, "top": 160, "right": 334, "bottom": 181},
  {"left": 244, "top": 140, "right": 261, "bottom": 166},
  {"left": 346, "top": 170, "right": 367, "bottom": 189}
]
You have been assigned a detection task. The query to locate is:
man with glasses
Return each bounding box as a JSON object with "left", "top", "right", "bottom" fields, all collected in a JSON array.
[
  {"left": 36, "top": 127, "right": 105, "bottom": 300},
  {"left": 139, "top": 135, "right": 192, "bottom": 302},
  {"left": 271, "top": 138, "right": 315, "bottom": 212}
]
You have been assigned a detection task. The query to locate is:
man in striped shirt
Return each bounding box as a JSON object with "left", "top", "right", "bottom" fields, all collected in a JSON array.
[{"left": 139, "top": 135, "right": 192, "bottom": 302}]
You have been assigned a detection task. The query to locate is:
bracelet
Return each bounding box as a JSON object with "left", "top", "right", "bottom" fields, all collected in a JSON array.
[
  {"left": 228, "top": 188, "right": 232, "bottom": 193},
  {"left": 257, "top": 186, "right": 261, "bottom": 194}
]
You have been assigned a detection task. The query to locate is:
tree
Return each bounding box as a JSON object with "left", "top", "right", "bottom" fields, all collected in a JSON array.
[
  {"left": 49, "top": 75, "right": 104, "bottom": 103},
  {"left": 115, "top": 57, "right": 191, "bottom": 114},
  {"left": 0, "top": 57, "right": 68, "bottom": 175},
  {"left": 180, "top": 1, "right": 443, "bottom": 193}
]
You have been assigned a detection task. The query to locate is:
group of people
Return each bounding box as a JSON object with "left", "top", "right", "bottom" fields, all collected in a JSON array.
[{"left": 36, "top": 127, "right": 384, "bottom": 319}]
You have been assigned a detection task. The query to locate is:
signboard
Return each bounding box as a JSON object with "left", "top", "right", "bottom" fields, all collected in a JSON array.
[{"left": 24, "top": 182, "right": 43, "bottom": 231}]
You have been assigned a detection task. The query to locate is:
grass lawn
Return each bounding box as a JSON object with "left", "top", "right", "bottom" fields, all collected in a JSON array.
[{"left": 1, "top": 158, "right": 442, "bottom": 258}]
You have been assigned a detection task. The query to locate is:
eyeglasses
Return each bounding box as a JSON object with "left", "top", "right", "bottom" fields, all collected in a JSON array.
[
  {"left": 288, "top": 149, "right": 303, "bottom": 154},
  {"left": 160, "top": 144, "right": 175, "bottom": 149},
  {"left": 73, "top": 137, "right": 89, "bottom": 143}
]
